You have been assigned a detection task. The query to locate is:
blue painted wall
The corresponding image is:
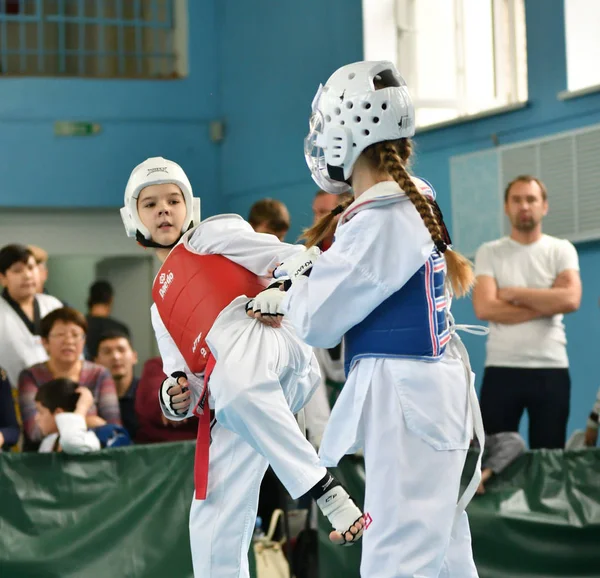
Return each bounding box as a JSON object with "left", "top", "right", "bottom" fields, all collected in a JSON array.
[
  {"left": 413, "top": 0, "right": 600, "bottom": 441},
  {"left": 217, "top": 0, "right": 364, "bottom": 241},
  {"left": 0, "top": 0, "right": 363, "bottom": 232},
  {"left": 217, "top": 0, "right": 600, "bottom": 442},
  {"left": 1, "top": 0, "right": 596, "bottom": 440},
  {"left": 0, "top": 1, "right": 223, "bottom": 217}
]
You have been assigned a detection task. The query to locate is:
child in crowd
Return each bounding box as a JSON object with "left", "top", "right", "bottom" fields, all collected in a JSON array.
[{"left": 36, "top": 378, "right": 131, "bottom": 453}]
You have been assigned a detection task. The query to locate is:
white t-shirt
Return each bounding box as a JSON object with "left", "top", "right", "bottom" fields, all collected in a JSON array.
[
  {"left": 0, "top": 293, "right": 63, "bottom": 386},
  {"left": 474, "top": 234, "right": 579, "bottom": 368}
]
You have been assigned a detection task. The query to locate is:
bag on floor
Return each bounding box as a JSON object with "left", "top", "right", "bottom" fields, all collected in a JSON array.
[{"left": 254, "top": 509, "right": 290, "bottom": 578}]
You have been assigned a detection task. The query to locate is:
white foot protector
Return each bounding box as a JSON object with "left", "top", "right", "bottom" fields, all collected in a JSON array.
[{"left": 316, "top": 486, "right": 365, "bottom": 546}]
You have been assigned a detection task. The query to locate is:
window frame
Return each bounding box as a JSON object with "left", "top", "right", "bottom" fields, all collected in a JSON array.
[
  {"left": 0, "top": 0, "right": 188, "bottom": 79},
  {"left": 388, "top": 0, "right": 528, "bottom": 128}
]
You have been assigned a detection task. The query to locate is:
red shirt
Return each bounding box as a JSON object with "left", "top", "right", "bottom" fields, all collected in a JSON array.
[{"left": 134, "top": 357, "right": 198, "bottom": 443}]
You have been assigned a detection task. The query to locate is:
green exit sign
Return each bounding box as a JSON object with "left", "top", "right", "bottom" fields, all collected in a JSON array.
[{"left": 54, "top": 121, "right": 102, "bottom": 137}]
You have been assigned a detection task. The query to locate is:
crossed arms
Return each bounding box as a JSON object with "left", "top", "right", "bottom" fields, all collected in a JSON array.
[{"left": 472, "top": 269, "right": 581, "bottom": 324}]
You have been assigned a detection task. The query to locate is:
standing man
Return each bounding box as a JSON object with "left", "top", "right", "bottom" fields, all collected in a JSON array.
[
  {"left": 85, "top": 280, "right": 131, "bottom": 360},
  {"left": 473, "top": 175, "right": 581, "bottom": 449}
]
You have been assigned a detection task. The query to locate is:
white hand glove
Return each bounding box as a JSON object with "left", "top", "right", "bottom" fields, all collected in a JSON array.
[
  {"left": 317, "top": 485, "right": 365, "bottom": 547},
  {"left": 246, "top": 286, "right": 285, "bottom": 316},
  {"left": 160, "top": 371, "right": 190, "bottom": 417},
  {"left": 274, "top": 246, "right": 321, "bottom": 281}
]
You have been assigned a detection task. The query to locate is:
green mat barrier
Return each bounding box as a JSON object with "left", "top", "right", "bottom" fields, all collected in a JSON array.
[
  {"left": 0, "top": 441, "right": 197, "bottom": 578},
  {"left": 467, "top": 449, "right": 600, "bottom": 578},
  {"left": 2, "top": 443, "right": 599, "bottom": 577},
  {"left": 318, "top": 450, "right": 600, "bottom": 578}
]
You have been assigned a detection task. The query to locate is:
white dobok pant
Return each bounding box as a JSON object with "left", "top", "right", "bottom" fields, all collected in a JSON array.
[
  {"left": 319, "top": 337, "right": 483, "bottom": 578},
  {"left": 189, "top": 297, "right": 326, "bottom": 578}
]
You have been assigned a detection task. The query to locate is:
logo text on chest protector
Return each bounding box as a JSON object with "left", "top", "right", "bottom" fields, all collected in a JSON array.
[
  {"left": 159, "top": 271, "right": 174, "bottom": 299},
  {"left": 192, "top": 332, "right": 208, "bottom": 358},
  {"left": 192, "top": 332, "right": 203, "bottom": 353}
]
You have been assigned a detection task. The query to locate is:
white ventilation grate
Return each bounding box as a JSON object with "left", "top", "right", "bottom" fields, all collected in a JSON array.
[
  {"left": 538, "top": 136, "right": 575, "bottom": 238},
  {"left": 450, "top": 122, "right": 600, "bottom": 253},
  {"left": 575, "top": 128, "right": 600, "bottom": 238}
]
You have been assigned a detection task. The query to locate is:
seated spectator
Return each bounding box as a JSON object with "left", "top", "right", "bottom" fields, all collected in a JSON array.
[
  {"left": 85, "top": 280, "right": 131, "bottom": 360},
  {"left": 0, "top": 367, "right": 20, "bottom": 451},
  {"left": 476, "top": 432, "right": 527, "bottom": 494},
  {"left": 18, "top": 307, "right": 121, "bottom": 450},
  {"left": 27, "top": 244, "right": 51, "bottom": 291},
  {"left": 94, "top": 331, "right": 139, "bottom": 439},
  {"left": 247, "top": 198, "right": 290, "bottom": 241},
  {"left": 36, "top": 378, "right": 131, "bottom": 454},
  {"left": 135, "top": 357, "right": 197, "bottom": 443},
  {"left": 564, "top": 388, "right": 600, "bottom": 450},
  {"left": 28, "top": 244, "right": 69, "bottom": 307},
  {"left": 27, "top": 245, "right": 49, "bottom": 294},
  {"left": 584, "top": 386, "right": 599, "bottom": 447},
  {"left": 0, "top": 244, "right": 62, "bottom": 387}
]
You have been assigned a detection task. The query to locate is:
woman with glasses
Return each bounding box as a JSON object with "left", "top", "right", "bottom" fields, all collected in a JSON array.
[{"left": 18, "top": 307, "right": 121, "bottom": 450}]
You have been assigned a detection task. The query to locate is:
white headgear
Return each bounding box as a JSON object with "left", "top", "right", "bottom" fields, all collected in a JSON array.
[
  {"left": 121, "top": 156, "right": 201, "bottom": 245},
  {"left": 304, "top": 60, "right": 415, "bottom": 194}
]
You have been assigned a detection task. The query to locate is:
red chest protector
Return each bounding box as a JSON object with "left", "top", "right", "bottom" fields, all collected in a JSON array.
[
  {"left": 152, "top": 242, "right": 268, "bottom": 499},
  {"left": 152, "top": 242, "right": 268, "bottom": 374}
]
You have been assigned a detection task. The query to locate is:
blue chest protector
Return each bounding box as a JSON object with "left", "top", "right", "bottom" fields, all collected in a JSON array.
[
  {"left": 92, "top": 424, "right": 132, "bottom": 449},
  {"left": 344, "top": 250, "right": 449, "bottom": 375}
]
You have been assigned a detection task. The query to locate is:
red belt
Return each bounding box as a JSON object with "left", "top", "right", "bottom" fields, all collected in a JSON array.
[{"left": 192, "top": 353, "right": 216, "bottom": 500}]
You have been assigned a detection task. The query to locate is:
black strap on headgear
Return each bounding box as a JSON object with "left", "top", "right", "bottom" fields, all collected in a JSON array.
[
  {"left": 135, "top": 221, "right": 195, "bottom": 250},
  {"left": 136, "top": 230, "right": 181, "bottom": 250}
]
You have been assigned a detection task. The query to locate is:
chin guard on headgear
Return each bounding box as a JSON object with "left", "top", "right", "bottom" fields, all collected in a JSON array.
[
  {"left": 304, "top": 60, "right": 415, "bottom": 195},
  {"left": 121, "top": 156, "right": 201, "bottom": 249}
]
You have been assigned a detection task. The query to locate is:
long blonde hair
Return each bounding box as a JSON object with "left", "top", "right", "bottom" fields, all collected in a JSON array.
[
  {"left": 301, "top": 191, "right": 353, "bottom": 249},
  {"left": 301, "top": 138, "right": 474, "bottom": 297}
]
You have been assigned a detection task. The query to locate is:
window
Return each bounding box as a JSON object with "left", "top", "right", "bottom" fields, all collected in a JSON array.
[
  {"left": 363, "top": 0, "right": 528, "bottom": 128},
  {"left": 0, "top": 0, "right": 187, "bottom": 78},
  {"left": 564, "top": 0, "right": 600, "bottom": 92}
]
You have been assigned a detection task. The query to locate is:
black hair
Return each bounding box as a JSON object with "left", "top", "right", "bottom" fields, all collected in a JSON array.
[
  {"left": 35, "top": 378, "right": 81, "bottom": 413},
  {"left": 96, "top": 330, "right": 132, "bottom": 350},
  {"left": 0, "top": 244, "right": 34, "bottom": 275},
  {"left": 87, "top": 280, "right": 114, "bottom": 309}
]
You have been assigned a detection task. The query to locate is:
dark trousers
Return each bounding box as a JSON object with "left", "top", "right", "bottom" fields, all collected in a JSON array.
[{"left": 479, "top": 366, "right": 571, "bottom": 449}]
